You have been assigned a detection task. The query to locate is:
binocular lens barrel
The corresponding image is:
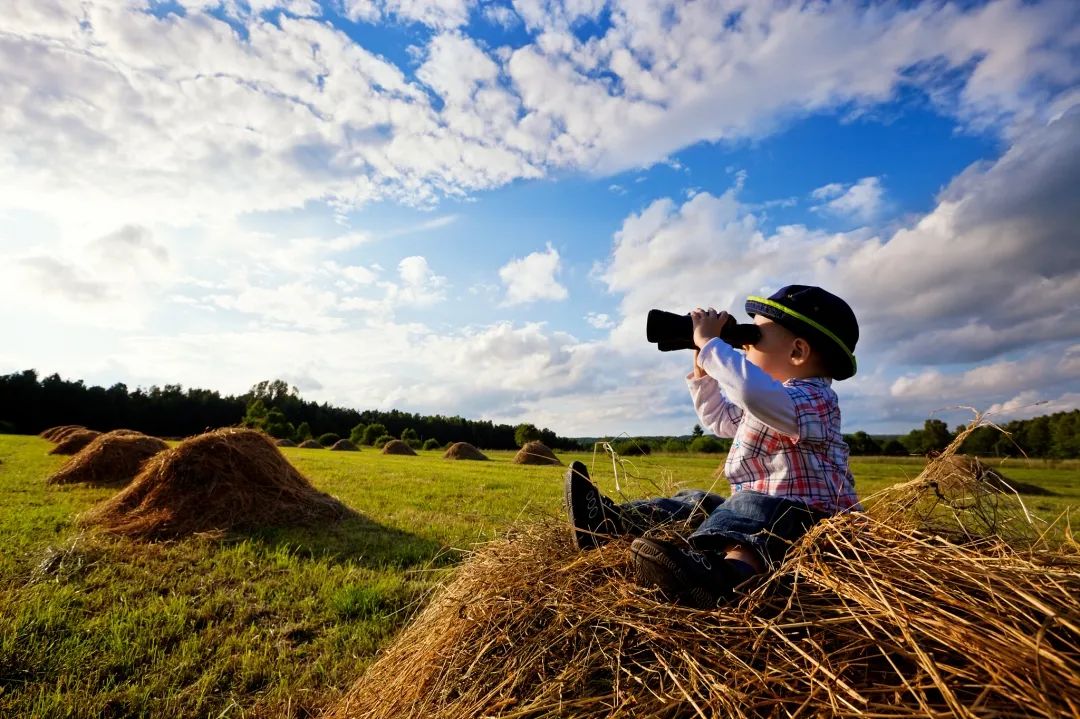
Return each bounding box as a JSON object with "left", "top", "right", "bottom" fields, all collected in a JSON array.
[{"left": 646, "top": 309, "right": 761, "bottom": 352}]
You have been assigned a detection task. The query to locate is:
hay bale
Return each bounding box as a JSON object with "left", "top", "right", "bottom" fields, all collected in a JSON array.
[
  {"left": 330, "top": 427, "right": 1080, "bottom": 719},
  {"left": 40, "top": 425, "right": 84, "bottom": 441},
  {"left": 941, "top": 454, "right": 1054, "bottom": 496},
  {"left": 298, "top": 440, "right": 323, "bottom": 449},
  {"left": 381, "top": 440, "right": 417, "bottom": 456},
  {"left": 442, "top": 442, "right": 488, "bottom": 461},
  {"left": 49, "top": 429, "right": 101, "bottom": 455},
  {"left": 47, "top": 431, "right": 169, "bottom": 486},
  {"left": 512, "top": 440, "right": 561, "bottom": 465},
  {"left": 79, "top": 428, "right": 349, "bottom": 539},
  {"left": 330, "top": 439, "right": 359, "bottom": 452},
  {"left": 275, "top": 438, "right": 297, "bottom": 447}
]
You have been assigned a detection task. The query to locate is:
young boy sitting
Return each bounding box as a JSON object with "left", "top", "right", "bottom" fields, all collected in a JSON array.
[{"left": 565, "top": 285, "right": 861, "bottom": 607}]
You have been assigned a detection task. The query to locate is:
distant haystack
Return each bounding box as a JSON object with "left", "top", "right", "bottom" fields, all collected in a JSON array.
[
  {"left": 275, "top": 438, "right": 297, "bottom": 447},
  {"left": 513, "top": 441, "right": 560, "bottom": 466},
  {"left": 330, "top": 439, "right": 359, "bottom": 452},
  {"left": 941, "top": 454, "right": 1054, "bottom": 496},
  {"left": 40, "top": 425, "right": 85, "bottom": 442},
  {"left": 47, "top": 431, "right": 168, "bottom": 486},
  {"left": 80, "top": 428, "right": 349, "bottom": 539},
  {"left": 381, "top": 440, "right": 417, "bottom": 456},
  {"left": 50, "top": 429, "right": 102, "bottom": 455},
  {"left": 443, "top": 442, "right": 488, "bottom": 461},
  {"left": 298, "top": 440, "right": 323, "bottom": 449}
]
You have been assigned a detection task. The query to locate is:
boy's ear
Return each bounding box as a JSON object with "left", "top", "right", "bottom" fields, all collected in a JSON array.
[{"left": 790, "top": 338, "right": 811, "bottom": 365}]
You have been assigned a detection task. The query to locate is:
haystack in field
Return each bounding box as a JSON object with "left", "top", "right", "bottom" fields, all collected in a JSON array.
[
  {"left": 80, "top": 428, "right": 349, "bottom": 539},
  {"left": 49, "top": 429, "right": 102, "bottom": 455},
  {"left": 443, "top": 442, "right": 488, "bottom": 461},
  {"left": 40, "top": 425, "right": 84, "bottom": 442},
  {"left": 512, "top": 440, "right": 561, "bottom": 465},
  {"left": 330, "top": 439, "right": 359, "bottom": 452},
  {"left": 940, "top": 454, "right": 1054, "bottom": 496},
  {"left": 298, "top": 440, "right": 323, "bottom": 449},
  {"left": 275, "top": 438, "right": 297, "bottom": 447},
  {"left": 381, "top": 439, "right": 417, "bottom": 456},
  {"left": 47, "top": 431, "right": 168, "bottom": 486},
  {"left": 51, "top": 425, "right": 92, "bottom": 443},
  {"left": 329, "top": 424, "right": 1079, "bottom": 719}
]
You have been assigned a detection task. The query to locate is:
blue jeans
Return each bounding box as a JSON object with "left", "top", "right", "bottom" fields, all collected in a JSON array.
[{"left": 621, "top": 490, "right": 827, "bottom": 567}]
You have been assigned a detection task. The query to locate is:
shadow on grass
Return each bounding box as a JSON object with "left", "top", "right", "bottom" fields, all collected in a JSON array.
[{"left": 242, "top": 510, "right": 455, "bottom": 570}]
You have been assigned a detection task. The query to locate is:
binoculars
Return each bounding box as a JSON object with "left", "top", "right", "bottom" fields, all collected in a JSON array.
[{"left": 646, "top": 309, "right": 761, "bottom": 351}]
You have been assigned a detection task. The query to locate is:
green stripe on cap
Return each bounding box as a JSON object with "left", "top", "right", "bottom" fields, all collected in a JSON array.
[{"left": 746, "top": 295, "right": 857, "bottom": 374}]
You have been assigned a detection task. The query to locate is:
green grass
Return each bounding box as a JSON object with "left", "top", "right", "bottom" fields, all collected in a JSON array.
[{"left": 1, "top": 435, "right": 1077, "bottom": 718}]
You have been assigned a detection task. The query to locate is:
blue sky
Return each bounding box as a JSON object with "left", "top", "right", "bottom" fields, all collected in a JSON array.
[{"left": 1, "top": 0, "right": 1078, "bottom": 437}]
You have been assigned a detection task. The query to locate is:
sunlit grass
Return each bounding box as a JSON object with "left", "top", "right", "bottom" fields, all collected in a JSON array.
[{"left": 1, "top": 434, "right": 1076, "bottom": 717}]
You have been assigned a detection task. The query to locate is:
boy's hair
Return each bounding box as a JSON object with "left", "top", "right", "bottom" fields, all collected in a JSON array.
[{"left": 745, "top": 285, "right": 859, "bottom": 380}]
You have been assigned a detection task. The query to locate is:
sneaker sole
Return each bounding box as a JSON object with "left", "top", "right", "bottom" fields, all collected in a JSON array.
[
  {"left": 564, "top": 461, "right": 599, "bottom": 550},
  {"left": 630, "top": 541, "right": 716, "bottom": 608}
]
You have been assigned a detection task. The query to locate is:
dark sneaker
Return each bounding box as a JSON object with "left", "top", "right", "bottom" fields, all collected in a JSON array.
[
  {"left": 630, "top": 538, "right": 745, "bottom": 608},
  {"left": 565, "top": 461, "right": 625, "bottom": 549}
]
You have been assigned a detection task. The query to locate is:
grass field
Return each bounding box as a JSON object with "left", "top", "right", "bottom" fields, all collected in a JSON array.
[{"left": 1, "top": 434, "right": 1077, "bottom": 718}]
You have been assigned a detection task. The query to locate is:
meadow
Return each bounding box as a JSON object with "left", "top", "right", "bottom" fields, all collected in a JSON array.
[{"left": 1, "top": 434, "right": 1076, "bottom": 718}]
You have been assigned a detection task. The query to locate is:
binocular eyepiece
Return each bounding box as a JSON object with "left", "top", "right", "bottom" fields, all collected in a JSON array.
[{"left": 646, "top": 309, "right": 761, "bottom": 352}]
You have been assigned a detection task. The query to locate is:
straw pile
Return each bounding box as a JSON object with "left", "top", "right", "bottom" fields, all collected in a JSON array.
[
  {"left": 80, "top": 428, "right": 350, "bottom": 539},
  {"left": 47, "top": 431, "right": 168, "bottom": 486},
  {"left": 298, "top": 440, "right": 323, "bottom": 449},
  {"left": 330, "top": 427, "right": 1079, "bottom": 719},
  {"left": 512, "top": 440, "right": 561, "bottom": 465},
  {"left": 49, "top": 429, "right": 102, "bottom": 455},
  {"left": 382, "top": 440, "right": 417, "bottom": 456},
  {"left": 940, "top": 454, "right": 1054, "bottom": 496},
  {"left": 443, "top": 442, "right": 488, "bottom": 461},
  {"left": 40, "top": 425, "right": 85, "bottom": 441},
  {"left": 275, "top": 438, "right": 297, "bottom": 447},
  {"left": 330, "top": 439, "right": 360, "bottom": 452}
]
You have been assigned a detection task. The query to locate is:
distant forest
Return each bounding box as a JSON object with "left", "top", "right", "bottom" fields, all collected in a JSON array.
[
  {"left": 0, "top": 370, "right": 577, "bottom": 451},
  {"left": 1, "top": 369, "right": 1077, "bottom": 457}
]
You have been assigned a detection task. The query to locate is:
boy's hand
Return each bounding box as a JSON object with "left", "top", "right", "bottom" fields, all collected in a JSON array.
[{"left": 690, "top": 308, "right": 730, "bottom": 349}]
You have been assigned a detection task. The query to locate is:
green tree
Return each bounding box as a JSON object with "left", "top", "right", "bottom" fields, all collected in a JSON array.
[
  {"left": 881, "top": 439, "right": 907, "bottom": 456},
  {"left": 349, "top": 423, "right": 367, "bottom": 445},
  {"left": 361, "top": 423, "right": 387, "bottom": 446},
  {"left": 844, "top": 431, "right": 881, "bottom": 455},
  {"left": 263, "top": 408, "right": 295, "bottom": 439},
  {"left": 374, "top": 434, "right": 394, "bottom": 448},
  {"left": 514, "top": 423, "right": 541, "bottom": 447},
  {"left": 422, "top": 438, "right": 441, "bottom": 450},
  {"left": 662, "top": 438, "right": 687, "bottom": 453},
  {"left": 241, "top": 398, "right": 269, "bottom": 429},
  {"left": 401, "top": 427, "right": 419, "bottom": 442},
  {"left": 318, "top": 432, "right": 340, "bottom": 447},
  {"left": 691, "top": 424, "right": 704, "bottom": 438},
  {"left": 294, "top": 421, "right": 313, "bottom": 442},
  {"left": 690, "top": 436, "right": 725, "bottom": 453}
]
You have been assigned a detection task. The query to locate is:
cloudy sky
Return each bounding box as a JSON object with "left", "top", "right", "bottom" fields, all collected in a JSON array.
[{"left": 3, "top": 0, "right": 1078, "bottom": 437}]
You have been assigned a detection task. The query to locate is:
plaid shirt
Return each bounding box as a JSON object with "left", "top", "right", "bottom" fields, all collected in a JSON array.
[{"left": 689, "top": 370, "right": 861, "bottom": 515}]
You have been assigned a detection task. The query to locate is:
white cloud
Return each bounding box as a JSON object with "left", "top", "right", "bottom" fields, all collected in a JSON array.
[
  {"left": 482, "top": 3, "right": 519, "bottom": 28},
  {"left": 499, "top": 243, "right": 568, "bottom": 305},
  {"left": 812, "top": 177, "right": 885, "bottom": 222},
  {"left": 585, "top": 312, "right": 614, "bottom": 329},
  {"left": 388, "top": 255, "right": 448, "bottom": 306}
]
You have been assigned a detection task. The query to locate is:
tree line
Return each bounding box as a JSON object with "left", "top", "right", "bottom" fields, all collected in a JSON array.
[
  {"left": 2, "top": 369, "right": 1077, "bottom": 457},
  {"left": 0, "top": 371, "right": 578, "bottom": 451}
]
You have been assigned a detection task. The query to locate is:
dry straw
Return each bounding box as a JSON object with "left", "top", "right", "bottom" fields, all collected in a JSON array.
[
  {"left": 49, "top": 429, "right": 102, "bottom": 455},
  {"left": 47, "top": 431, "right": 168, "bottom": 486},
  {"left": 330, "top": 423, "right": 1079, "bottom": 719},
  {"left": 382, "top": 439, "right": 417, "bottom": 456},
  {"left": 275, "top": 438, "right": 298, "bottom": 448},
  {"left": 80, "top": 427, "right": 350, "bottom": 539},
  {"left": 298, "top": 439, "right": 323, "bottom": 448},
  {"left": 513, "top": 440, "right": 562, "bottom": 466},
  {"left": 40, "top": 425, "right": 85, "bottom": 442},
  {"left": 330, "top": 439, "right": 360, "bottom": 452},
  {"left": 443, "top": 442, "right": 488, "bottom": 461}
]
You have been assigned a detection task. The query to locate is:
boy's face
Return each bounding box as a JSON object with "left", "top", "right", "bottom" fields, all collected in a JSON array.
[{"left": 744, "top": 316, "right": 812, "bottom": 382}]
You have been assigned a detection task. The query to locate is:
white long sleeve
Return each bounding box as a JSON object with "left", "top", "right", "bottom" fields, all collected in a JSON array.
[
  {"left": 696, "top": 338, "right": 799, "bottom": 438},
  {"left": 686, "top": 373, "right": 743, "bottom": 438}
]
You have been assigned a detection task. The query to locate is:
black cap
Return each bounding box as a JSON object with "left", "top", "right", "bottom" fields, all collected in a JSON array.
[{"left": 745, "top": 285, "right": 859, "bottom": 380}]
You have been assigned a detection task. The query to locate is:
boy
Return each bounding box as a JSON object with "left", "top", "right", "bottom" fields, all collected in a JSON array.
[{"left": 565, "top": 285, "right": 861, "bottom": 607}]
